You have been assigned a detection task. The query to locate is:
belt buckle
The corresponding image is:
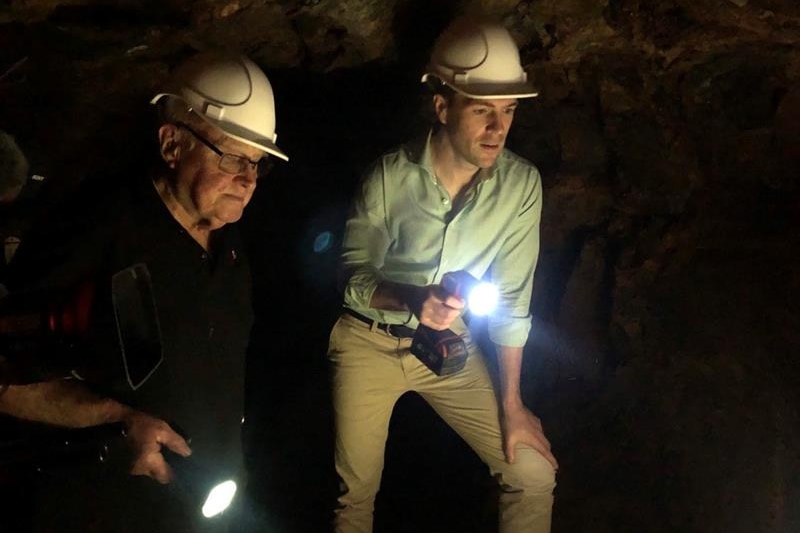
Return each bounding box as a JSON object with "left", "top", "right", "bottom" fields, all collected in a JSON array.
[{"left": 386, "top": 324, "right": 414, "bottom": 338}]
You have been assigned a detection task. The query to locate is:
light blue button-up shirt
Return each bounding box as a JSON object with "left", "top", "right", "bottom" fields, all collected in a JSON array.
[{"left": 341, "top": 133, "right": 543, "bottom": 347}]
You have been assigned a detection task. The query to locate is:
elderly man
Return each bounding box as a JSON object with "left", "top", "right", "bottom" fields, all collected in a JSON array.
[
  {"left": 0, "top": 52, "right": 287, "bottom": 532},
  {"left": 330, "top": 18, "right": 557, "bottom": 533}
]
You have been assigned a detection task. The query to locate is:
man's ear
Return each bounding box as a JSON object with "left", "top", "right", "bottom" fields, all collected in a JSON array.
[
  {"left": 158, "top": 124, "right": 182, "bottom": 169},
  {"left": 433, "top": 94, "right": 449, "bottom": 126}
]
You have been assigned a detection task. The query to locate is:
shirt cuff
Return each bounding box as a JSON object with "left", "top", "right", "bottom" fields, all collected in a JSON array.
[
  {"left": 488, "top": 314, "right": 532, "bottom": 348},
  {"left": 342, "top": 267, "right": 383, "bottom": 310}
]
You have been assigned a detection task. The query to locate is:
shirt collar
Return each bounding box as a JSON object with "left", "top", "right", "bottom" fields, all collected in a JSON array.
[{"left": 406, "top": 130, "right": 499, "bottom": 182}]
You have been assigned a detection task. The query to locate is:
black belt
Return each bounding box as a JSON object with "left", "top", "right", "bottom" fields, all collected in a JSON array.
[{"left": 344, "top": 308, "right": 416, "bottom": 338}]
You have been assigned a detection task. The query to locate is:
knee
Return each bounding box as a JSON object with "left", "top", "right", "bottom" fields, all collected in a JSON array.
[{"left": 495, "top": 447, "right": 556, "bottom": 495}]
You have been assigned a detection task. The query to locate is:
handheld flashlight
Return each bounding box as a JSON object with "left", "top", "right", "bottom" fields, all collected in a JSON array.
[
  {"left": 161, "top": 423, "right": 238, "bottom": 520},
  {"left": 162, "top": 448, "right": 238, "bottom": 519},
  {"left": 441, "top": 271, "right": 499, "bottom": 317},
  {"left": 411, "top": 271, "right": 498, "bottom": 376}
]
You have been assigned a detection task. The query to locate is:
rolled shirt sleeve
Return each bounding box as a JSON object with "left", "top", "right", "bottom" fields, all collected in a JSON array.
[
  {"left": 340, "top": 161, "right": 390, "bottom": 310},
  {"left": 487, "top": 168, "right": 542, "bottom": 347}
]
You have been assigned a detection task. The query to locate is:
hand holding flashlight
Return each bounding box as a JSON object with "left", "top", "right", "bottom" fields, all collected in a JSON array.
[
  {"left": 440, "top": 271, "right": 499, "bottom": 317},
  {"left": 414, "top": 283, "right": 465, "bottom": 331},
  {"left": 160, "top": 422, "right": 239, "bottom": 519},
  {"left": 411, "top": 271, "right": 498, "bottom": 376},
  {"left": 124, "top": 410, "right": 191, "bottom": 484}
]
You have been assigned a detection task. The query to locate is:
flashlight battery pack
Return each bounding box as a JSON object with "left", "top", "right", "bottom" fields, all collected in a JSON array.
[{"left": 410, "top": 327, "right": 468, "bottom": 376}]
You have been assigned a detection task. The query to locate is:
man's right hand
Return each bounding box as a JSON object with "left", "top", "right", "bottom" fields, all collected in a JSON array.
[
  {"left": 411, "top": 284, "right": 465, "bottom": 331},
  {"left": 123, "top": 410, "right": 192, "bottom": 484},
  {"left": 369, "top": 279, "right": 465, "bottom": 330}
]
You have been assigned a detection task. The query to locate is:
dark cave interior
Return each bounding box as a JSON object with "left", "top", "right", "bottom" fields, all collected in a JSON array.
[{"left": 1, "top": 1, "right": 799, "bottom": 532}]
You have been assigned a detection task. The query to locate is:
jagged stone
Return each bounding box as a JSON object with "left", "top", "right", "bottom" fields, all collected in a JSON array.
[{"left": 0, "top": 2, "right": 798, "bottom": 531}]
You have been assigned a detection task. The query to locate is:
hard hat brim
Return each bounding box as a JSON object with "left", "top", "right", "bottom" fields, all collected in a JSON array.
[
  {"left": 151, "top": 93, "right": 289, "bottom": 162},
  {"left": 217, "top": 120, "right": 289, "bottom": 162},
  {"left": 421, "top": 73, "right": 539, "bottom": 99}
]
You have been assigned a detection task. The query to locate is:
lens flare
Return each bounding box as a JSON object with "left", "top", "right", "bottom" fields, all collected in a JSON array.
[{"left": 313, "top": 231, "right": 333, "bottom": 253}]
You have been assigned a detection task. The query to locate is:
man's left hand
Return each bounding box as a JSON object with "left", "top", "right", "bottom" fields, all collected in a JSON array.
[{"left": 502, "top": 403, "right": 558, "bottom": 470}]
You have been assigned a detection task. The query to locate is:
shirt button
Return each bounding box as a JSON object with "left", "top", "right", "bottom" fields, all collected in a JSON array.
[
  {"left": 441, "top": 197, "right": 449, "bottom": 205},
  {"left": 201, "top": 252, "right": 208, "bottom": 260}
]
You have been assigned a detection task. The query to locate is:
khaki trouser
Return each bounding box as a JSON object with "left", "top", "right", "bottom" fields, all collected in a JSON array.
[{"left": 328, "top": 313, "right": 556, "bottom": 533}]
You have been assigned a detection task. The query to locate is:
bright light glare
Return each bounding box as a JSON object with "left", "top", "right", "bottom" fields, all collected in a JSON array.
[
  {"left": 467, "top": 282, "right": 499, "bottom": 316},
  {"left": 202, "top": 480, "right": 237, "bottom": 518}
]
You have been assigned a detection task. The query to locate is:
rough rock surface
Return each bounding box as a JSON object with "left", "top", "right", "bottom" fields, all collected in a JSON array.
[{"left": 1, "top": 1, "right": 798, "bottom": 532}]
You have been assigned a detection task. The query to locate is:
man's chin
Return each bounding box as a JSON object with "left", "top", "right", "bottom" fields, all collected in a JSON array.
[
  {"left": 474, "top": 147, "right": 502, "bottom": 168},
  {"left": 475, "top": 155, "right": 500, "bottom": 169},
  {"left": 209, "top": 210, "right": 244, "bottom": 228}
]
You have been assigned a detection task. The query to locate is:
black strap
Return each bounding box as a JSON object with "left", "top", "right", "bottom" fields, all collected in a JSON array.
[{"left": 343, "top": 308, "right": 415, "bottom": 338}]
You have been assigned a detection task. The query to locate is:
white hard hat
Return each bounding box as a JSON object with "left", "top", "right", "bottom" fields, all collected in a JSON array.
[
  {"left": 151, "top": 53, "right": 288, "bottom": 161},
  {"left": 421, "top": 18, "right": 538, "bottom": 99}
]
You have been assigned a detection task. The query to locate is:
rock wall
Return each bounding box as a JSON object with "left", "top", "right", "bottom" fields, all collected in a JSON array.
[{"left": 2, "top": 1, "right": 799, "bottom": 531}]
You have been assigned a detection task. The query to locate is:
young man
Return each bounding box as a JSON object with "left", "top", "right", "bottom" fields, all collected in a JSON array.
[
  {"left": 0, "top": 52, "right": 287, "bottom": 532},
  {"left": 330, "top": 18, "right": 557, "bottom": 533}
]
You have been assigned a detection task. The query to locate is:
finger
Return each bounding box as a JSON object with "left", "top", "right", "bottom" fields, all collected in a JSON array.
[
  {"left": 151, "top": 461, "right": 172, "bottom": 484},
  {"left": 161, "top": 431, "right": 192, "bottom": 457},
  {"left": 428, "top": 308, "right": 457, "bottom": 329},
  {"left": 420, "top": 305, "right": 447, "bottom": 328},
  {"left": 442, "top": 295, "right": 465, "bottom": 310},
  {"left": 535, "top": 431, "right": 552, "bottom": 451},
  {"left": 131, "top": 452, "right": 171, "bottom": 483},
  {"left": 421, "top": 315, "right": 448, "bottom": 330},
  {"left": 137, "top": 438, "right": 161, "bottom": 455},
  {"left": 428, "top": 306, "right": 462, "bottom": 329},
  {"left": 444, "top": 307, "right": 463, "bottom": 322},
  {"left": 130, "top": 460, "right": 149, "bottom": 477},
  {"left": 504, "top": 435, "right": 516, "bottom": 464},
  {"left": 543, "top": 448, "right": 559, "bottom": 471},
  {"left": 526, "top": 437, "right": 559, "bottom": 471}
]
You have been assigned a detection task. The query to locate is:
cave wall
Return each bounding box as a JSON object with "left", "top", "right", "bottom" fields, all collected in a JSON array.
[{"left": 2, "top": 1, "right": 799, "bottom": 532}]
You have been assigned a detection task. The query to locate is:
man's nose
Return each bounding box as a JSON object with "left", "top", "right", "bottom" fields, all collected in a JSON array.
[
  {"left": 486, "top": 112, "right": 504, "bottom": 134},
  {"left": 236, "top": 166, "right": 258, "bottom": 187}
]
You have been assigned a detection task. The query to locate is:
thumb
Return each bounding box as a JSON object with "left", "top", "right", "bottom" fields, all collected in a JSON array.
[
  {"left": 443, "top": 293, "right": 465, "bottom": 310},
  {"left": 504, "top": 438, "right": 516, "bottom": 464}
]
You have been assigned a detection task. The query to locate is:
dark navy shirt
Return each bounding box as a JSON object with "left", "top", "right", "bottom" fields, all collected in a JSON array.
[{"left": 7, "top": 175, "right": 253, "bottom": 532}]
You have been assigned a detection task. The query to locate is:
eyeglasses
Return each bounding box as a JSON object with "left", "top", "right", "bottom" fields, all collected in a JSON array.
[{"left": 175, "top": 123, "right": 273, "bottom": 179}]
